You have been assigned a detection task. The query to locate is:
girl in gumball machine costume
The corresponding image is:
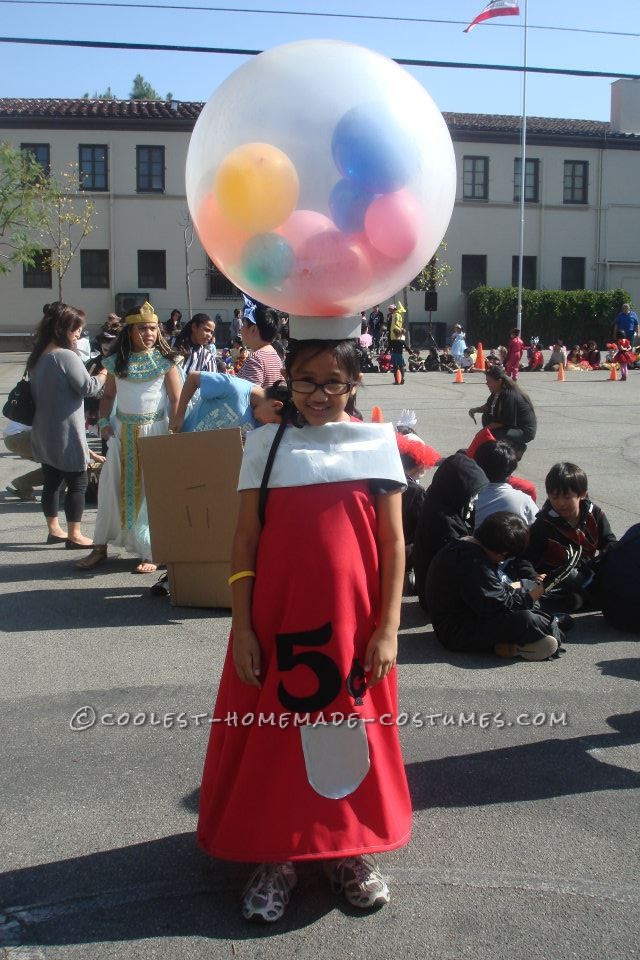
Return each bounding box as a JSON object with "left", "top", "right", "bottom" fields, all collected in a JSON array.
[
  {"left": 197, "top": 317, "right": 412, "bottom": 922},
  {"left": 187, "top": 37, "right": 457, "bottom": 923}
]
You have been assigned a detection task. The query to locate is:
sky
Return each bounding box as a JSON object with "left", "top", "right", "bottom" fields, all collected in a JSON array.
[{"left": 1, "top": 0, "right": 638, "bottom": 121}]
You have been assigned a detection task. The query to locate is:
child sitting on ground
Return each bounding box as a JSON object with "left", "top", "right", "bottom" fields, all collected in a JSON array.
[
  {"left": 460, "top": 348, "right": 475, "bottom": 370},
  {"left": 425, "top": 512, "right": 568, "bottom": 661},
  {"left": 523, "top": 462, "right": 617, "bottom": 608},
  {"left": 526, "top": 338, "right": 544, "bottom": 371}
]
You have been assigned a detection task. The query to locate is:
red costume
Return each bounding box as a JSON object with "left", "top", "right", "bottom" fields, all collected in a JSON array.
[
  {"left": 613, "top": 339, "right": 635, "bottom": 367},
  {"left": 197, "top": 423, "right": 412, "bottom": 863},
  {"left": 505, "top": 336, "right": 524, "bottom": 379}
]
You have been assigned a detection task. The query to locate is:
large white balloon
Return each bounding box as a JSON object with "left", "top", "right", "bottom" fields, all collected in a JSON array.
[{"left": 186, "top": 39, "right": 456, "bottom": 317}]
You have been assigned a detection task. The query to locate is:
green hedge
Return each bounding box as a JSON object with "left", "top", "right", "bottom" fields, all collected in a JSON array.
[{"left": 466, "top": 287, "right": 630, "bottom": 347}]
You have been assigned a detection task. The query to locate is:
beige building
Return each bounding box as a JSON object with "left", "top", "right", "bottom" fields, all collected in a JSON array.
[{"left": 1, "top": 79, "right": 639, "bottom": 346}]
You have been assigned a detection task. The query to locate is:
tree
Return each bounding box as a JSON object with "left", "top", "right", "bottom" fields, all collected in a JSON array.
[
  {"left": 410, "top": 239, "right": 453, "bottom": 293},
  {"left": 83, "top": 86, "right": 117, "bottom": 100},
  {"left": 0, "top": 142, "right": 53, "bottom": 274},
  {"left": 130, "top": 74, "right": 162, "bottom": 100},
  {"left": 39, "top": 163, "right": 96, "bottom": 301}
]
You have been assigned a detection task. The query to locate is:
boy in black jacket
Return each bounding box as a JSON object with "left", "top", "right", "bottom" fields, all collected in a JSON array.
[
  {"left": 425, "top": 512, "right": 567, "bottom": 661},
  {"left": 523, "top": 462, "right": 616, "bottom": 607}
]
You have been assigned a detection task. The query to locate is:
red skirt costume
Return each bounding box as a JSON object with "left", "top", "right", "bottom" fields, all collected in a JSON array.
[{"left": 197, "top": 424, "right": 412, "bottom": 863}]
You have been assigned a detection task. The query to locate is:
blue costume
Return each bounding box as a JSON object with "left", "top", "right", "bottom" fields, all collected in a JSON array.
[{"left": 184, "top": 373, "right": 255, "bottom": 433}]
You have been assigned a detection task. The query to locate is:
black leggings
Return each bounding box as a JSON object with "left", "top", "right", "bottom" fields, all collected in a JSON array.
[{"left": 41, "top": 464, "right": 88, "bottom": 523}]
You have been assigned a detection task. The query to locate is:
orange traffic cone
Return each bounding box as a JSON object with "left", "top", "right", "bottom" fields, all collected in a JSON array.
[
  {"left": 609, "top": 365, "right": 617, "bottom": 381},
  {"left": 371, "top": 405, "right": 384, "bottom": 423},
  {"left": 474, "top": 342, "right": 486, "bottom": 371},
  {"left": 394, "top": 368, "right": 403, "bottom": 384},
  {"left": 455, "top": 367, "right": 464, "bottom": 384},
  {"left": 557, "top": 364, "right": 565, "bottom": 382}
]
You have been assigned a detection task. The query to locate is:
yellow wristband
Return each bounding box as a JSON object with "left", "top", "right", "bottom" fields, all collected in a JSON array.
[{"left": 228, "top": 570, "right": 256, "bottom": 586}]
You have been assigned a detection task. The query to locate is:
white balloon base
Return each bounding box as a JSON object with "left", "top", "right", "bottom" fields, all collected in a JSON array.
[{"left": 288, "top": 314, "right": 362, "bottom": 341}]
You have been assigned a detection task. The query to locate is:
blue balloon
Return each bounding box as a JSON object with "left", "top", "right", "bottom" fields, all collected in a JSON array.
[
  {"left": 240, "top": 233, "right": 294, "bottom": 288},
  {"left": 331, "top": 105, "right": 414, "bottom": 194},
  {"left": 329, "top": 178, "right": 376, "bottom": 233}
]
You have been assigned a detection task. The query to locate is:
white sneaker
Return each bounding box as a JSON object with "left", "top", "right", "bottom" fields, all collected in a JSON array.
[
  {"left": 495, "top": 634, "right": 559, "bottom": 661},
  {"left": 326, "top": 855, "right": 390, "bottom": 909},
  {"left": 241, "top": 861, "right": 297, "bottom": 923}
]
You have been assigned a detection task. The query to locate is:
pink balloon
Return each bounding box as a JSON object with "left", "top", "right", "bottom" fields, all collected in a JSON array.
[
  {"left": 275, "top": 209, "right": 335, "bottom": 254},
  {"left": 364, "top": 189, "right": 419, "bottom": 260},
  {"left": 285, "top": 229, "right": 373, "bottom": 312}
]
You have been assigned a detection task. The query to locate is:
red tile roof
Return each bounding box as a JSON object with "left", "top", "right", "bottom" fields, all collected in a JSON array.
[{"left": 0, "top": 99, "right": 637, "bottom": 142}]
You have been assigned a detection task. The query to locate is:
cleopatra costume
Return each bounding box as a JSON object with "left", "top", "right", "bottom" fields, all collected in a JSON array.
[
  {"left": 94, "top": 348, "right": 175, "bottom": 560},
  {"left": 197, "top": 421, "right": 413, "bottom": 862}
]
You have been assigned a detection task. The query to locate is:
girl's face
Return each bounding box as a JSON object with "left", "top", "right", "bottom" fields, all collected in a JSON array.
[
  {"left": 70, "top": 324, "right": 84, "bottom": 347},
  {"left": 288, "top": 348, "right": 358, "bottom": 427},
  {"left": 240, "top": 318, "right": 259, "bottom": 348},
  {"left": 131, "top": 322, "right": 159, "bottom": 351},
  {"left": 191, "top": 320, "right": 215, "bottom": 346}
]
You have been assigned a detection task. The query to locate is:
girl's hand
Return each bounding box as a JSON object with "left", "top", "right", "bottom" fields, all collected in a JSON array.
[
  {"left": 171, "top": 415, "right": 184, "bottom": 434},
  {"left": 364, "top": 628, "right": 397, "bottom": 688},
  {"left": 232, "top": 628, "right": 262, "bottom": 688},
  {"left": 89, "top": 452, "right": 107, "bottom": 464}
]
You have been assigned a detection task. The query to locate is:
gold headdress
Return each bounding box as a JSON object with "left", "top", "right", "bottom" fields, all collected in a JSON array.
[{"left": 125, "top": 301, "right": 159, "bottom": 325}]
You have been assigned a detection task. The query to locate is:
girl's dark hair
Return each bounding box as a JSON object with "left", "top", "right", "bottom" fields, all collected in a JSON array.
[
  {"left": 486, "top": 365, "right": 534, "bottom": 410},
  {"left": 475, "top": 511, "right": 530, "bottom": 556},
  {"left": 111, "top": 306, "right": 179, "bottom": 377},
  {"left": 285, "top": 338, "right": 361, "bottom": 417},
  {"left": 27, "top": 302, "right": 86, "bottom": 371},
  {"left": 253, "top": 305, "right": 281, "bottom": 343},
  {"left": 264, "top": 378, "right": 295, "bottom": 422},
  {"left": 174, "top": 313, "right": 215, "bottom": 355},
  {"left": 545, "top": 462, "right": 588, "bottom": 497}
]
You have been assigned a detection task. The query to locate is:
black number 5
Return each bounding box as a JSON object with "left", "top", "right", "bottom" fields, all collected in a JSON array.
[{"left": 276, "top": 622, "right": 342, "bottom": 712}]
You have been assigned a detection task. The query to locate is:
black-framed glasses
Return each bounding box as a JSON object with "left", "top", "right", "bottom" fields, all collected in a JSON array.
[{"left": 289, "top": 379, "right": 353, "bottom": 396}]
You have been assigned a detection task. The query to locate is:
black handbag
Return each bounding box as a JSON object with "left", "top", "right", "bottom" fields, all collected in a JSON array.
[{"left": 2, "top": 368, "right": 35, "bottom": 426}]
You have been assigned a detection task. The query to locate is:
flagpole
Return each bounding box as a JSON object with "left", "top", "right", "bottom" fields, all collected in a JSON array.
[{"left": 516, "top": 0, "right": 528, "bottom": 339}]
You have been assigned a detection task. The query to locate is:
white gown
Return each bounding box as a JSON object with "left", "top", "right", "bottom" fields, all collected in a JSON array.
[{"left": 93, "top": 350, "right": 173, "bottom": 560}]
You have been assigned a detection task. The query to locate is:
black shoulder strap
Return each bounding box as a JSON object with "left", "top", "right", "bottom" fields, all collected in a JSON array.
[{"left": 258, "top": 418, "right": 289, "bottom": 527}]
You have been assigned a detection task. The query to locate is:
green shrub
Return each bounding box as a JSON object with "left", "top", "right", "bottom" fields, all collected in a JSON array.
[{"left": 467, "top": 287, "right": 630, "bottom": 347}]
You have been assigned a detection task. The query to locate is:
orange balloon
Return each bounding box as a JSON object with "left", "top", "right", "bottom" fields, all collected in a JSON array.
[
  {"left": 214, "top": 143, "right": 300, "bottom": 233},
  {"left": 195, "top": 193, "right": 250, "bottom": 271}
]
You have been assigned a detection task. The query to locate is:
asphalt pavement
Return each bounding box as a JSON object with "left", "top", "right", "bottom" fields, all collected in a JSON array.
[{"left": 1, "top": 352, "right": 639, "bottom": 960}]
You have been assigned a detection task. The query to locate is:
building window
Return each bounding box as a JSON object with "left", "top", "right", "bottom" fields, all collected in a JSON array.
[
  {"left": 207, "top": 258, "right": 240, "bottom": 297},
  {"left": 23, "top": 250, "right": 52, "bottom": 288},
  {"left": 463, "top": 156, "right": 489, "bottom": 200},
  {"left": 81, "top": 249, "right": 110, "bottom": 288},
  {"left": 79, "top": 144, "right": 108, "bottom": 191},
  {"left": 563, "top": 161, "right": 588, "bottom": 204},
  {"left": 514, "top": 158, "right": 539, "bottom": 203},
  {"left": 561, "top": 257, "right": 586, "bottom": 290},
  {"left": 20, "top": 143, "right": 50, "bottom": 175},
  {"left": 136, "top": 146, "right": 165, "bottom": 193},
  {"left": 461, "top": 255, "right": 487, "bottom": 292},
  {"left": 138, "top": 250, "right": 166, "bottom": 288},
  {"left": 511, "top": 256, "right": 537, "bottom": 289}
]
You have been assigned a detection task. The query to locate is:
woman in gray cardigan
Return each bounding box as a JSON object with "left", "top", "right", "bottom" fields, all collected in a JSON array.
[{"left": 27, "top": 303, "right": 107, "bottom": 547}]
